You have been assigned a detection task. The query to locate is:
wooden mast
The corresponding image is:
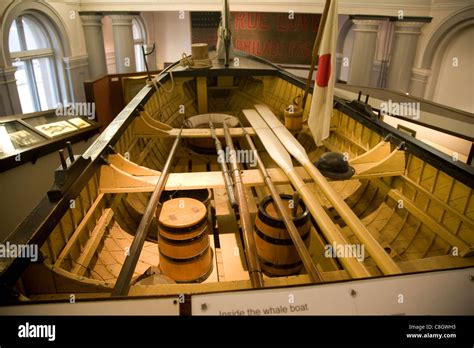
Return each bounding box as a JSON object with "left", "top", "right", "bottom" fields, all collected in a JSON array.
[
  {"left": 112, "top": 125, "right": 185, "bottom": 296},
  {"left": 254, "top": 104, "right": 403, "bottom": 276},
  {"left": 244, "top": 109, "right": 370, "bottom": 279},
  {"left": 239, "top": 123, "right": 323, "bottom": 283},
  {"left": 223, "top": 121, "right": 264, "bottom": 288}
]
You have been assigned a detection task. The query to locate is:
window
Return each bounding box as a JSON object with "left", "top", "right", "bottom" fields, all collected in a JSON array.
[
  {"left": 8, "top": 16, "right": 61, "bottom": 113},
  {"left": 132, "top": 18, "right": 146, "bottom": 72}
]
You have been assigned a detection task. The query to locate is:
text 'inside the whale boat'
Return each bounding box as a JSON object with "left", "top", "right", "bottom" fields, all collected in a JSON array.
[{"left": 217, "top": 148, "right": 257, "bottom": 167}]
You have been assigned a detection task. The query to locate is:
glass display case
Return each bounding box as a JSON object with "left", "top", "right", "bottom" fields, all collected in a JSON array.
[{"left": 0, "top": 110, "right": 100, "bottom": 170}]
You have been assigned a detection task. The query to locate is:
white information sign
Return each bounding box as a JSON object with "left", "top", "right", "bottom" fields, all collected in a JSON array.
[{"left": 192, "top": 268, "right": 474, "bottom": 315}]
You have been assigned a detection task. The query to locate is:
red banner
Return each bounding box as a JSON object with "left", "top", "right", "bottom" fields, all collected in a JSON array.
[{"left": 191, "top": 12, "right": 320, "bottom": 65}]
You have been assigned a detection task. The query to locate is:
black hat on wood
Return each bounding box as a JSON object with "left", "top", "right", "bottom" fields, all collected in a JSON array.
[{"left": 315, "top": 152, "right": 355, "bottom": 180}]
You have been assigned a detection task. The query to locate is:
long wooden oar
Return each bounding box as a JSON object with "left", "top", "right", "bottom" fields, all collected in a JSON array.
[
  {"left": 210, "top": 119, "right": 237, "bottom": 208},
  {"left": 112, "top": 124, "right": 185, "bottom": 296},
  {"left": 244, "top": 109, "right": 370, "bottom": 279},
  {"left": 239, "top": 122, "right": 323, "bottom": 283},
  {"left": 254, "top": 104, "right": 402, "bottom": 276},
  {"left": 223, "top": 121, "right": 264, "bottom": 288}
]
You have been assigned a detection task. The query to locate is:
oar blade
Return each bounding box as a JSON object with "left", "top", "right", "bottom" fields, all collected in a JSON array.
[
  {"left": 243, "top": 109, "right": 293, "bottom": 173},
  {"left": 255, "top": 104, "right": 310, "bottom": 165}
]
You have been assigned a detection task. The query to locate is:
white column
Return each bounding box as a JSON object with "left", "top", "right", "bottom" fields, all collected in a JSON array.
[
  {"left": 335, "top": 52, "right": 343, "bottom": 82},
  {"left": 80, "top": 14, "right": 107, "bottom": 79},
  {"left": 386, "top": 21, "right": 425, "bottom": 93},
  {"left": 347, "top": 19, "right": 381, "bottom": 86},
  {"left": 409, "top": 67, "right": 431, "bottom": 98},
  {"left": 0, "top": 67, "right": 22, "bottom": 116},
  {"left": 110, "top": 14, "right": 136, "bottom": 74},
  {"left": 63, "top": 56, "right": 89, "bottom": 102}
]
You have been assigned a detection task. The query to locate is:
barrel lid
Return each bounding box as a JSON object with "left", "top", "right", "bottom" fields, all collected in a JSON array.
[
  {"left": 258, "top": 194, "right": 309, "bottom": 229},
  {"left": 159, "top": 198, "right": 207, "bottom": 228},
  {"left": 265, "top": 199, "right": 303, "bottom": 220}
]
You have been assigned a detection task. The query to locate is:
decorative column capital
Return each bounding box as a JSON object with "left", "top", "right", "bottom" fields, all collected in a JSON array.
[
  {"left": 0, "top": 66, "right": 17, "bottom": 85},
  {"left": 352, "top": 19, "right": 382, "bottom": 33},
  {"left": 393, "top": 21, "right": 426, "bottom": 35},
  {"left": 411, "top": 67, "right": 431, "bottom": 81},
  {"left": 110, "top": 13, "right": 135, "bottom": 26},
  {"left": 79, "top": 13, "right": 104, "bottom": 27}
]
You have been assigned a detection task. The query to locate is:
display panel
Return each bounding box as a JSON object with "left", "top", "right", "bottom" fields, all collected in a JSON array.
[{"left": 0, "top": 121, "right": 44, "bottom": 158}]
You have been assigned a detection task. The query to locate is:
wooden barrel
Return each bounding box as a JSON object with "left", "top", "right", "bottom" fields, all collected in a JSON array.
[
  {"left": 284, "top": 105, "right": 303, "bottom": 131},
  {"left": 254, "top": 194, "right": 311, "bottom": 277},
  {"left": 160, "top": 189, "right": 211, "bottom": 207},
  {"left": 185, "top": 114, "right": 239, "bottom": 154},
  {"left": 158, "top": 198, "right": 213, "bottom": 283}
]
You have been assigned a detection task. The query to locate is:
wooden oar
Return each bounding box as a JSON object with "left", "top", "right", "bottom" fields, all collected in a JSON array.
[
  {"left": 244, "top": 109, "right": 370, "bottom": 279},
  {"left": 112, "top": 123, "right": 185, "bottom": 296},
  {"left": 254, "top": 104, "right": 402, "bottom": 276},
  {"left": 223, "top": 120, "right": 264, "bottom": 288},
  {"left": 209, "top": 118, "right": 237, "bottom": 208},
  {"left": 239, "top": 122, "right": 323, "bottom": 283}
]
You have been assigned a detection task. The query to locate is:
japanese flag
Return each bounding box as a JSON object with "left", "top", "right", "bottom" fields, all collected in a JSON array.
[{"left": 308, "top": 0, "right": 338, "bottom": 146}]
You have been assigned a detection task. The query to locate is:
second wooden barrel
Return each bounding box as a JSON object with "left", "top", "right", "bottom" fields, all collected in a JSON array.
[
  {"left": 158, "top": 198, "right": 213, "bottom": 283},
  {"left": 255, "top": 194, "right": 311, "bottom": 277}
]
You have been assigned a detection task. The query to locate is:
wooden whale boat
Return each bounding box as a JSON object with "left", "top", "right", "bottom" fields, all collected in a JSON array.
[{"left": 1, "top": 52, "right": 473, "bottom": 310}]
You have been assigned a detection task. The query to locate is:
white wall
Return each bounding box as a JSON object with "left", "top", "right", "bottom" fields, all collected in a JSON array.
[
  {"left": 432, "top": 25, "right": 474, "bottom": 113},
  {"left": 147, "top": 11, "right": 192, "bottom": 69},
  {"left": 383, "top": 115, "right": 472, "bottom": 162}
]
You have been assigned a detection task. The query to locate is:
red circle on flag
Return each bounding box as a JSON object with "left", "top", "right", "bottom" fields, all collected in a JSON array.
[{"left": 316, "top": 54, "right": 331, "bottom": 88}]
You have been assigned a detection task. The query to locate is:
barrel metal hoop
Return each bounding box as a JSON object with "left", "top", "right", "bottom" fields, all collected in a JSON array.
[
  {"left": 258, "top": 194, "right": 309, "bottom": 228},
  {"left": 258, "top": 256, "right": 303, "bottom": 269},
  {"left": 159, "top": 215, "right": 207, "bottom": 233},
  {"left": 159, "top": 227, "right": 207, "bottom": 244},
  {"left": 174, "top": 263, "right": 214, "bottom": 284},
  {"left": 255, "top": 226, "right": 310, "bottom": 245},
  {"left": 159, "top": 244, "right": 209, "bottom": 263}
]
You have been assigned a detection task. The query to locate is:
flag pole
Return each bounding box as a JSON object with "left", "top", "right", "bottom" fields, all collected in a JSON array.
[{"left": 301, "top": 0, "right": 332, "bottom": 110}]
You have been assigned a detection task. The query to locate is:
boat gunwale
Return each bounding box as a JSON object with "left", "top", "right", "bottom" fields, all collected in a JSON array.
[{"left": 1, "top": 265, "right": 472, "bottom": 308}]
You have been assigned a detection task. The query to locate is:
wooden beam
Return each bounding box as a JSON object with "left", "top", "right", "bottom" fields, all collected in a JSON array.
[
  {"left": 133, "top": 114, "right": 256, "bottom": 138},
  {"left": 402, "top": 176, "right": 474, "bottom": 229},
  {"left": 387, "top": 189, "right": 473, "bottom": 257},
  {"left": 99, "top": 163, "right": 313, "bottom": 193},
  {"left": 197, "top": 76, "right": 208, "bottom": 114},
  {"left": 72, "top": 208, "right": 114, "bottom": 276},
  {"left": 172, "top": 127, "right": 256, "bottom": 138},
  {"left": 54, "top": 194, "right": 105, "bottom": 268},
  {"left": 108, "top": 154, "right": 160, "bottom": 176}
]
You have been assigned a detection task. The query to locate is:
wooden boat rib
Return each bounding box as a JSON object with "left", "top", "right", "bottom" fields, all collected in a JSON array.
[{"left": 1, "top": 52, "right": 473, "bottom": 302}]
